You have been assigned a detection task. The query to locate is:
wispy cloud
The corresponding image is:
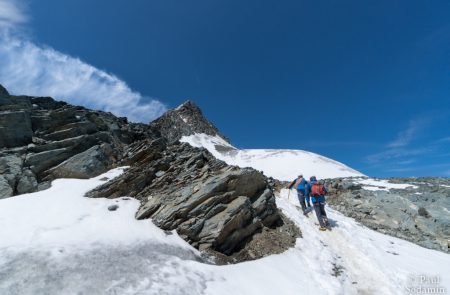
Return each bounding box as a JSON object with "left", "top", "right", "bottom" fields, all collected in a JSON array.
[
  {"left": 0, "top": 0, "right": 167, "bottom": 123},
  {"left": 366, "top": 147, "right": 431, "bottom": 164},
  {"left": 395, "top": 159, "right": 416, "bottom": 166},
  {"left": 387, "top": 118, "right": 430, "bottom": 148},
  {"left": 385, "top": 163, "right": 450, "bottom": 176},
  {"left": 436, "top": 136, "right": 450, "bottom": 143},
  {"left": 366, "top": 116, "right": 435, "bottom": 166}
]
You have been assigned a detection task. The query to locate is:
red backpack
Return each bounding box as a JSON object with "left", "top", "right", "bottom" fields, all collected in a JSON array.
[{"left": 311, "top": 183, "right": 326, "bottom": 196}]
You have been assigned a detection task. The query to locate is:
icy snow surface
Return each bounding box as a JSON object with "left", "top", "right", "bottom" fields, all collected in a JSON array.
[
  {"left": 352, "top": 178, "right": 419, "bottom": 191},
  {"left": 180, "top": 133, "right": 364, "bottom": 180},
  {"left": 1, "top": 168, "right": 449, "bottom": 294}
]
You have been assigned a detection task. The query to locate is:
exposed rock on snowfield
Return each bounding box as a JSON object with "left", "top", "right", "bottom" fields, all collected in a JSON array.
[
  {"left": 2, "top": 82, "right": 447, "bottom": 264},
  {"left": 326, "top": 177, "right": 450, "bottom": 253},
  {"left": 0, "top": 84, "right": 298, "bottom": 262},
  {"left": 87, "top": 140, "right": 299, "bottom": 262}
]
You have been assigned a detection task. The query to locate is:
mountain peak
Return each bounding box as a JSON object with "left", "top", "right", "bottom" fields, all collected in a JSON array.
[
  {"left": 150, "top": 100, "right": 229, "bottom": 144},
  {"left": 175, "top": 100, "right": 199, "bottom": 111}
]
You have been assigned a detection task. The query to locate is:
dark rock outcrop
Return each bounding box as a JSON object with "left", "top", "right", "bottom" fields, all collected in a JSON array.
[
  {"left": 0, "top": 154, "right": 23, "bottom": 198},
  {"left": 0, "top": 93, "right": 33, "bottom": 148},
  {"left": 87, "top": 140, "right": 299, "bottom": 262},
  {"left": 0, "top": 176, "right": 13, "bottom": 199},
  {"left": 16, "top": 169, "right": 38, "bottom": 194},
  {"left": 45, "top": 144, "right": 116, "bottom": 179},
  {"left": 0, "top": 85, "right": 160, "bottom": 195},
  {"left": 325, "top": 177, "right": 450, "bottom": 253}
]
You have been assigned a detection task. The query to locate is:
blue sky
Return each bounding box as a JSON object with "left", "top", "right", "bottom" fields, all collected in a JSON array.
[{"left": 1, "top": 0, "right": 450, "bottom": 177}]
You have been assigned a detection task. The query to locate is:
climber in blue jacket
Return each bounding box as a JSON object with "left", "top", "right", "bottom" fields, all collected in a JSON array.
[
  {"left": 288, "top": 174, "right": 309, "bottom": 215},
  {"left": 306, "top": 176, "right": 329, "bottom": 231}
]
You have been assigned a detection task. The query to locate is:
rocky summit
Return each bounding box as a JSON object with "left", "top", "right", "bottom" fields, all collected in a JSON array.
[
  {"left": 0, "top": 84, "right": 298, "bottom": 263},
  {"left": 149, "top": 100, "right": 229, "bottom": 144}
]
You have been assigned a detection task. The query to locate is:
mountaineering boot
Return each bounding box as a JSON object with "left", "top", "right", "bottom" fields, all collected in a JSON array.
[{"left": 319, "top": 226, "right": 327, "bottom": 231}]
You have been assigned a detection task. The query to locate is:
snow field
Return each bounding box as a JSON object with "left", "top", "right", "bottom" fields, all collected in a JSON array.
[
  {"left": 180, "top": 133, "right": 364, "bottom": 180},
  {"left": 1, "top": 170, "right": 449, "bottom": 294}
]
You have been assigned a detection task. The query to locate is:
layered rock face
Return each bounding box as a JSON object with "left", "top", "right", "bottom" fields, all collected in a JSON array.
[
  {"left": 0, "top": 88, "right": 159, "bottom": 198},
  {"left": 0, "top": 85, "right": 298, "bottom": 262},
  {"left": 326, "top": 178, "right": 450, "bottom": 253},
  {"left": 0, "top": 92, "right": 33, "bottom": 148},
  {"left": 87, "top": 140, "right": 298, "bottom": 262}
]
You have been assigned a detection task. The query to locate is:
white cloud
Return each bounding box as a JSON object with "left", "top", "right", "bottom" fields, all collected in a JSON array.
[
  {"left": 0, "top": 0, "right": 27, "bottom": 30},
  {"left": 387, "top": 118, "right": 429, "bottom": 148},
  {"left": 0, "top": 0, "right": 167, "bottom": 123},
  {"left": 436, "top": 136, "right": 450, "bottom": 143},
  {"left": 366, "top": 147, "right": 431, "bottom": 164}
]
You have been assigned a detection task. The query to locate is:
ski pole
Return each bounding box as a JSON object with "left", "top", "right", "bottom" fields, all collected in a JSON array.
[{"left": 288, "top": 189, "right": 290, "bottom": 200}]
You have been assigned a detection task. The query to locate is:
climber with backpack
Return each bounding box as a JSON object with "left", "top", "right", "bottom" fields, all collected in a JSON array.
[
  {"left": 288, "top": 174, "right": 309, "bottom": 215},
  {"left": 306, "top": 176, "right": 329, "bottom": 231}
]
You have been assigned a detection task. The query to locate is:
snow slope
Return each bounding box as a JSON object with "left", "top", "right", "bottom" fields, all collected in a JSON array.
[
  {"left": 1, "top": 169, "right": 449, "bottom": 295},
  {"left": 180, "top": 133, "right": 364, "bottom": 180}
]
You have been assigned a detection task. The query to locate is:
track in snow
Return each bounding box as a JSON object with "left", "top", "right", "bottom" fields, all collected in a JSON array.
[{"left": 1, "top": 170, "right": 449, "bottom": 295}]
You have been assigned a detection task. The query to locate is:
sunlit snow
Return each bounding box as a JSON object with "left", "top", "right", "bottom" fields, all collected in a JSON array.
[
  {"left": 353, "top": 178, "right": 418, "bottom": 191},
  {"left": 1, "top": 168, "right": 449, "bottom": 295},
  {"left": 180, "top": 133, "right": 364, "bottom": 180}
]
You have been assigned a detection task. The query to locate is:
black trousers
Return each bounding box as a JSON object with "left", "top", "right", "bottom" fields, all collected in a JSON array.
[
  {"left": 313, "top": 202, "right": 328, "bottom": 227},
  {"left": 297, "top": 189, "right": 307, "bottom": 212}
]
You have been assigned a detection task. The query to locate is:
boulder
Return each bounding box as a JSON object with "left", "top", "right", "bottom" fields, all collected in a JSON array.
[
  {"left": 0, "top": 176, "right": 13, "bottom": 199},
  {"left": 16, "top": 169, "right": 38, "bottom": 194},
  {"left": 45, "top": 144, "right": 116, "bottom": 179},
  {"left": 25, "top": 148, "right": 74, "bottom": 176},
  {"left": 0, "top": 154, "right": 23, "bottom": 188}
]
